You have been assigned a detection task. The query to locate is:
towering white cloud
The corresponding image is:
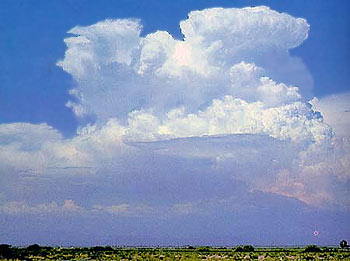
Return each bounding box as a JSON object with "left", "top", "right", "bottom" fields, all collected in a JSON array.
[
  {"left": 1, "top": 6, "right": 349, "bottom": 215},
  {"left": 310, "top": 93, "right": 350, "bottom": 138},
  {"left": 57, "top": 6, "right": 313, "bottom": 123},
  {"left": 180, "top": 7, "right": 309, "bottom": 50}
]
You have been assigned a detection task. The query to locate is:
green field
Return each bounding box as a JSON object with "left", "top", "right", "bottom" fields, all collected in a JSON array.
[{"left": 1, "top": 244, "right": 350, "bottom": 260}]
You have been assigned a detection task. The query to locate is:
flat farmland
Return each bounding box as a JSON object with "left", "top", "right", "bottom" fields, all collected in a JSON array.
[{"left": 1, "top": 245, "right": 349, "bottom": 260}]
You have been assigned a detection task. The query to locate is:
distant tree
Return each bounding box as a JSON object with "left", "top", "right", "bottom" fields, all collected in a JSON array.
[
  {"left": 304, "top": 245, "right": 322, "bottom": 252},
  {"left": 197, "top": 246, "right": 212, "bottom": 252},
  {"left": 234, "top": 245, "right": 254, "bottom": 252},
  {"left": 234, "top": 246, "right": 244, "bottom": 252},
  {"left": 0, "top": 244, "right": 12, "bottom": 258},
  {"left": 242, "top": 245, "right": 254, "bottom": 252},
  {"left": 27, "top": 244, "right": 42, "bottom": 252},
  {"left": 91, "top": 246, "right": 103, "bottom": 251},
  {"left": 340, "top": 240, "right": 349, "bottom": 249},
  {"left": 104, "top": 246, "right": 113, "bottom": 251},
  {"left": 322, "top": 247, "right": 331, "bottom": 252},
  {"left": 91, "top": 246, "right": 113, "bottom": 251},
  {"left": 0, "top": 244, "right": 11, "bottom": 252}
]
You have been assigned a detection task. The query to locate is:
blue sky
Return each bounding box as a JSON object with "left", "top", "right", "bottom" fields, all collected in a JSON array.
[{"left": 0, "top": 0, "right": 349, "bottom": 246}]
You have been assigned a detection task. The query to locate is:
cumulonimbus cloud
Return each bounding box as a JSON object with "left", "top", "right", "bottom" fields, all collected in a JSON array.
[{"left": 0, "top": 6, "right": 349, "bottom": 214}]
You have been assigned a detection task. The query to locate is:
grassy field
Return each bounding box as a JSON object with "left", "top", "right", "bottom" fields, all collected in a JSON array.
[{"left": 1, "top": 244, "right": 349, "bottom": 260}]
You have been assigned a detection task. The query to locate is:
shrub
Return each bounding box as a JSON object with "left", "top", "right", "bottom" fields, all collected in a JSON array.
[
  {"left": 242, "top": 245, "right": 254, "bottom": 252},
  {"left": 304, "top": 245, "right": 322, "bottom": 252},
  {"left": 0, "top": 244, "right": 11, "bottom": 252},
  {"left": 104, "top": 246, "right": 114, "bottom": 251},
  {"left": 91, "top": 246, "right": 113, "bottom": 251},
  {"left": 197, "top": 246, "right": 212, "bottom": 252},
  {"left": 234, "top": 246, "right": 244, "bottom": 252},
  {"left": 340, "top": 240, "right": 349, "bottom": 249},
  {"left": 0, "top": 244, "right": 12, "bottom": 258},
  {"left": 27, "top": 244, "right": 41, "bottom": 252},
  {"left": 234, "top": 245, "right": 254, "bottom": 252}
]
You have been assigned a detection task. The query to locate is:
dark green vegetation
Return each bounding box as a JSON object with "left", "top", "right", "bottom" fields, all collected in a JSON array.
[
  {"left": 340, "top": 240, "right": 349, "bottom": 249},
  {"left": 1, "top": 244, "right": 349, "bottom": 260}
]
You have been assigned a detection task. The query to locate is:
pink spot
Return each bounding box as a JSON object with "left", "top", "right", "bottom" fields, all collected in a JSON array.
[{"left": 314, "top": 230, "right": 319, "bottom": 236}]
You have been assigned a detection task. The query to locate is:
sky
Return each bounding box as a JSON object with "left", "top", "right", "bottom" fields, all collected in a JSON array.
[{"left": 0, "top": 0, "right": 349, "bottom": 246}]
